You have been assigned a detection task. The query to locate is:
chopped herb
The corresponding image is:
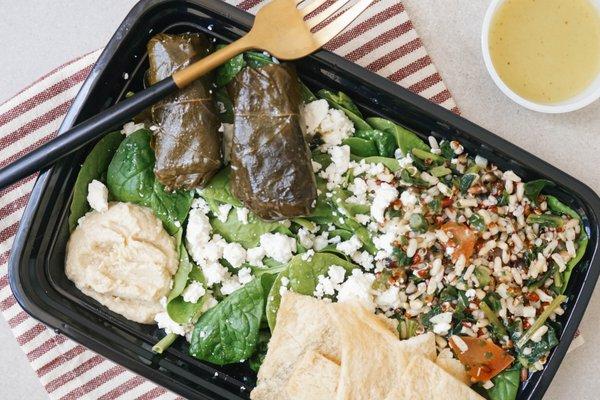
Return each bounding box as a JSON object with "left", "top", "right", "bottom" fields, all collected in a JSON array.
[
  {"left": 409, "top": 213, "right": 429, "bottom": 233},
  {"left": 468, "top": 213, "right": 486, "bottom": 231},
  {"left": 459, "top": 173, "right": 477, "bottom": 194}
]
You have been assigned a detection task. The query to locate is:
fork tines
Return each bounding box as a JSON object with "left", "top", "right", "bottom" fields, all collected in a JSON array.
[{"left": 299, "top": 0, "right": 374, "bottom": 45}]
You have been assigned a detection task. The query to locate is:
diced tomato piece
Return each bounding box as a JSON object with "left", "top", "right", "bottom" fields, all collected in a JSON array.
[
  {"left": 527, "top": 292, "right": 540, "bottom": 303},
  {"left": 441, "top": 222, "right": 477, "bottom": 263},
  {"left": 441, "top": 197, "right": 454, "bottom": 208},
  {"left": 412, "top": 253, "right": 423, "bottom": 264},
  {"left": 449, "top": 336, "right": 514, "bottom": 382}
]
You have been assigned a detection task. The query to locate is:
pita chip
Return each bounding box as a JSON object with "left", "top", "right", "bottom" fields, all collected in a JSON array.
[
  {"left": 328, "top": 301, "right": 412, "bottom": 400},
  {"left": 283, "top": 351, "right": 340, "bottom": 400},
  {"left": 385, "top": 355, "right": 485, "bottom": 400},
  {"left": 436, "top": 356, "right": 471, "bottom": 386},
  {"left": 251, "top": 293, "right": 340, "bottom": 400},
  {"left": 397, "top": 332, "right": 436, "bottom": 361}
]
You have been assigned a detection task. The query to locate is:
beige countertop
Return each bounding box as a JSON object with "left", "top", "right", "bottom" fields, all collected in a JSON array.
[{"left": 1, "top": 0, "right": 598, "bottom": 399}]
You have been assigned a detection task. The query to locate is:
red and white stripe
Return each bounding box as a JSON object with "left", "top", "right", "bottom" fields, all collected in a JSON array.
[{"left": 0, "top": 0, "right": 553, "bottom": 398}]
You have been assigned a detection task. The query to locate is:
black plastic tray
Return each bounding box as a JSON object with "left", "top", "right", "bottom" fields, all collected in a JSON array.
[{"left": 8, "top": 0, "right": 600, "bottom": 399}]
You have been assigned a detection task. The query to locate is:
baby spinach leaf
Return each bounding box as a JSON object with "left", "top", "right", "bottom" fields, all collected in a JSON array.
[
  {"left": 189, "top": 275, "right": 273, "bottom": 365},
  {"left": 200, "top": 168, "right": 242, "bottom": 206},
  {"left": 318, "top": 89, "right": 371, "bottom": 130},
  {"left": 292, "top": 218, "right": 317, "bottom": 232},
  {"left": 210, "top": 207, "right": 285, "bottom": 249},
  {"left": 366, "top": 117, "right": 429, "bottom": 156},
  {"left": 107, "top": 129, "right": 194, "bottom": 233},
  {"left": 546, "top": 195, "right": 581, "bottom": 220},
  {"left": 68, "top": 131, "right": 124, "bottom": 231},
  {"left": 167, "top": 231, "right": 191, "bottom": 303},
  {"left": 355, "top": 129, "right": 397, "bottom": 157},
  {"left": 343, "top": 137, "right": 379, "bottom": 157},
  {"left": 343, "top": 218, "right": 377, "bottom": 254},
  {"left": 311, "top": 151, "right": 332, "bottom": 169},
  {"left": 343, "top": 202, "right": 370, "bottom": 217},
  {"left": 159, "top": 245, "right": 207, "bottom": 345},
  {"left": 559, "top": 232, "right": 588, "bottom": 294},
  {"left": 318, "top": 246, "right": 352, "bottom": 261},
  {"left": 373, "top": 129, "right": 398, "bottom": 158},
  {"left": 266, "top": 252, "right": 357, "bottom": 331},
  {"left": 524, "top": 179, "right": 554, "bottom": 205},
  {"left": 328, "top": 228, "right": 353, "bottom": 241},
  {"left": 299, "top": 80, "right": 317, "bottom": 103},
  {"left": 245, "top": 51, "right": 275, "bottom": 69},
  {"left": 249, "top": 330, "right": 271, "bottom": 372},
  {"left": 487, "top": 364, "right": 520, "bottom": 400},
  {"left": 545, "top": 195, "right": 587, "bottom": 293},
  {"left": 215, "top": 46, "right": 245, "bottom": 87},
  {"left": 318, "top": 89, "right": 362, "bottom": 117},
  {"left": 167, "top": 295, "right": 206, "bottom": 325},
  {"left": 150, "top": 181, "right": 194, "bottom": 235},
  {"left": 167, "top": 234, "right": 206, "bottom": 325},
  {"left": 107, "top": 129, "right": 155, "bottom": 204},
  {"left": 323, "top": 188, "right": 376, "bottom": 253}
]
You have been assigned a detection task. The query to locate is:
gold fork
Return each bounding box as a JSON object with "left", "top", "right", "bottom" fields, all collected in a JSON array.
[
  {"left": 0, "top": 0, "right": 374, "bottom": 189},
  {"left": 174, "top": 0, "right": 373, "bottom": 87}
]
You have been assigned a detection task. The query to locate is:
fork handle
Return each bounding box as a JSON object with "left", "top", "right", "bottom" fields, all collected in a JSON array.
[
  {"left": 0, "top": 78, "right": 178, "bottom": 190},
  {"left": 173, "top": 36, "right": 254, "bottom": 88},
  {"left": 0, "top": 36, "right": 255, "bottom": 190}
]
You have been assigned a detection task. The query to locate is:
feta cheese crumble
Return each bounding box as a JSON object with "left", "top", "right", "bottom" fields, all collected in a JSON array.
[
  {"left": 217, "top": 204, "right": 232, "bottom": 222},
  {"left": 223, "top": 242, "right": 247, "bottom": 269},
  {"left": 371, "top": 183, "right": 399, "bottom": 223},
  {"left": 87, "top": 180, "right": 109, "bottom": 213},
  {"left": 121, "top": 121, "right": 145, "bottom": 136},
  {"left": 260, "top": 233, "right": 297, "bottom": 263},
  {"left": 337, "top": 269, "right": 376, "bottom": 310},
  {"left": 182, "top": 281, "right": 206, "bottom": 303},
  {"left": 236, "top": 207, "right": 249, "bottom": 225},
  {"left": 300, "top": 99, "right": 354, "bottom": 147}
]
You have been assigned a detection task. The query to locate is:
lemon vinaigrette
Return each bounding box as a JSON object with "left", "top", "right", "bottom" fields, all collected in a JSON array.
[{"left": 489, "top": 0, "right": 600, "bottom": 104}]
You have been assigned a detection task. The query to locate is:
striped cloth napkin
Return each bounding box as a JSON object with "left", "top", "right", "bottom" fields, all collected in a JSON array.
[{"left": 0, "top": 0, "right": 562, "bottom": 399}]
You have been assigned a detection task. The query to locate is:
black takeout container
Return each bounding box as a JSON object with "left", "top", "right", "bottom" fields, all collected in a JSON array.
[{"left": 8, "top": 0, "right": 600, "bottom": 399}]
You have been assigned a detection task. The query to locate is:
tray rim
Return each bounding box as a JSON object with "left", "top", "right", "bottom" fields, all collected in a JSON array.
[{"left": 8, "top": 0, "right": 600, "bottom": 399}]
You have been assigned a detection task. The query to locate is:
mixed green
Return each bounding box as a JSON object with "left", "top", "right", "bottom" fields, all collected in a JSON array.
[{"left": 68, "top": 45, "right": 588, "bottom": 400}]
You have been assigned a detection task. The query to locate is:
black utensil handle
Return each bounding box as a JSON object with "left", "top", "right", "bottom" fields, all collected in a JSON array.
[{"left": 0, "top": 77, "right": 178, "bottom": 190}]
